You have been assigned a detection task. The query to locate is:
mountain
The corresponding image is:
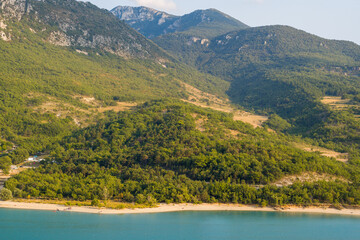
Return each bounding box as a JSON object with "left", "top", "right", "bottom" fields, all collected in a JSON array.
[
  {"left": 154, "top": 25, "right": 360, "bottom": 150},
  {"left": 111, "top": 6, "right": 248, "bottom": 38},
  {"left": 187, "top": 25, "right": 360, "bottom": 111},
  {"left": 0, "top": 0, "right": 228, "bottom": 156},
  {"left": 1, "top": 0, "right": 172, "bottom": 59}
]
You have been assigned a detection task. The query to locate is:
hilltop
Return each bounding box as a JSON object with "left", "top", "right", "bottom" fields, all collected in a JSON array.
[{"left": 111, "top": 6, "right": 248, "bottom": 38}]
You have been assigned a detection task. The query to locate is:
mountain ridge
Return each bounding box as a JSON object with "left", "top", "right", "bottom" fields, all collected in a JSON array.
[
  {"left": 152, "top": 23, "right": 360, "bottom": 153},
  {"left": 111, "top": 6, "right": 248, "bottom": 38},
  {"left": 1, "top": 0, "right": 172, "bottom": 59}
]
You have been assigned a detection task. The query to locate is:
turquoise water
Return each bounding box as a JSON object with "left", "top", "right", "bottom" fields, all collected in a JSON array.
[{"left": 1, "top": 209, "right": 359, "bottom": 240}]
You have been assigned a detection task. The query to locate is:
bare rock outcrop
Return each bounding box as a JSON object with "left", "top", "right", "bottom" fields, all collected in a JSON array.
[
  {"left": 0, "top": 0, "right": 32, "bottom": 20},
  {"left": 0, "top": 0, "right": 166, "bottom": 59}
]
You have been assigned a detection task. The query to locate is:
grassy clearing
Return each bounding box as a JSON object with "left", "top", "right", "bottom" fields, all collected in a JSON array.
[
  {"left": 321, "top": 96, "right": 359, "bottom": 111},
  {"left": 97, "top": 102, "right": 139, "bottom": 113},
  {"left": 293, "top": 142, "right": 348, "bottom": 163},
  {"left": 271, "top": 172, "right": 350, "bottom": 187},
  {"left": 182, "top": 82, "right": 268, "bottom": 128}
]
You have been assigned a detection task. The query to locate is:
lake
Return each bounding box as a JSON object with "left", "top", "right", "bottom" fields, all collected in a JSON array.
[{"left": 1, "top": 209, "right": 359, "bottom": 240}]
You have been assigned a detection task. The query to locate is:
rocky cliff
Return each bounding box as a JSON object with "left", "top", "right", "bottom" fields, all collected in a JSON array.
[
  {"left": 112, "top": 6, "right": 248, "bottom": 39},
  {"left": 0, "top": 0, "right": 168, "bottom": 59},
  {"left": 0, "top": 0, "right": 31, "bottom": 19}
]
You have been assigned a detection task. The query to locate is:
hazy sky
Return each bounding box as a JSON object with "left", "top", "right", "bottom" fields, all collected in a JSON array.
[{"left": 86, "top": 0, "right": 360, "bottom": 45}]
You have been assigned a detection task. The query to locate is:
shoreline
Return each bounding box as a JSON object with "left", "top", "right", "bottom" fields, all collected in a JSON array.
[{"left": 0, "top": 201, "right": 360, "bottom": 217}]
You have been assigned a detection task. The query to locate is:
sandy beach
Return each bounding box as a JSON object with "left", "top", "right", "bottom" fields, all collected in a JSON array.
[{"left": 0, "top": 201, "right": 360, "bottom": 216}]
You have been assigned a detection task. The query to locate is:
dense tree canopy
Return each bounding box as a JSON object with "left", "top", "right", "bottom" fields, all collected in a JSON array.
[{"left": 6, "top": 100, "right": 360, "bottom": 206}]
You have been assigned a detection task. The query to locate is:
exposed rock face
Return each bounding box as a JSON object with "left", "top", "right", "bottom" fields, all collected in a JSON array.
[
  {"left": 112, "top": 6, "right": 175, "bottom": 24},
  {"left": 48, "top": 31, "right": 71, "bottom": 46},
  {"left": 112, "top": 6, "right": 248, "bottom": 39},
  {"left": 0, "top": 30, "right": 10, "bottom": 41},
  {"left": 0, "top": 19, "right": 7, "bottom": 29},
  {"left": 111, "top": 6, "right": 178, "bottom": 39},
  {"left": 0, "top": 0, "right": 167, "bottom": 59},
  {"left": 0, "top": 0, "right": 31, "bottom": 20}
]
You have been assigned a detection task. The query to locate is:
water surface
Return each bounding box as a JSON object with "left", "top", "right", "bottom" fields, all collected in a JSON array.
[{"left": 1, "top": 209, "right": 359, "bottom": 240}]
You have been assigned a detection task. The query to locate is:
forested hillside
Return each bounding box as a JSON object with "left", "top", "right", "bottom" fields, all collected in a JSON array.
[
  {"left": 6, "top": 100, "right": 360, "bottom": 206},
  {"left": 0, "top": 0, "right": 228, "bottom": 158}
]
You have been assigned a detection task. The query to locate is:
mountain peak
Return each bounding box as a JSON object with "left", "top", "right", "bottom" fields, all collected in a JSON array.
[
  {"left": 111, "top": 6, "right": 248, "bottom": 39},
  {"left": 111, "top": 5, "right": 177, "bottom": 23}
]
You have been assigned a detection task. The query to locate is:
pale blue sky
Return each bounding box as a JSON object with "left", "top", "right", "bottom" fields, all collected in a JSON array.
[{"left": 86, "top": 0, "right": 360, "bottom": 45}]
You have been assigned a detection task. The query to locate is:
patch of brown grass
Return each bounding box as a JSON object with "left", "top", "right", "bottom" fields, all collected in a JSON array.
[
  {"left": 321, "top": 96, "right": 359, "bottom": 110},
  {"left": 97, "top": 102, "right": 138, "bottom": 113},
  {"left": 73, "top": 95, "right": 101, "bottom": 107},
  {"left": 190, "top": 113, "right": 207, "bottom": 132},
  {"left": 272, "top": 172, "right": 350, "bottom": 187},
  {"left": 293, "top": 142, "right": 348, "bottom": 163},
  {"left": 181, "top": 82, "right": 268, "bottom": 128}
]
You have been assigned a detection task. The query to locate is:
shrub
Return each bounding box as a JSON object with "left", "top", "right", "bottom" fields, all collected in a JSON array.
[
  {"left": 91, "top": 199, "right": 100, "bottom": 207},
  {"left": 0, "top": 188, "right": 13, "bottom": 201}
]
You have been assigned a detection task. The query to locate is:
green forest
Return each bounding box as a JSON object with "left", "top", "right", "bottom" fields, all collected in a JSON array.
[{"left": 5, "top": 100, "right": 360, "bottom": 206}]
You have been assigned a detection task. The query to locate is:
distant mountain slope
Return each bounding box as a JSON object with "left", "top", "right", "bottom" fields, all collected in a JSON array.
[
  {"left": 111, "top": 6, "right": 248, "bottom": 38},
  {"left": 198, "top": 25, "right": 360, "bottom": 101},
  {"left": 156, "top": 25, "right": 360, "bottom": 109},
  {"left": 155, "top": 25, "right": 360, "bottom": 151},
  {"left": 111, "top": 6, "right": 178, "bottom": 39}
]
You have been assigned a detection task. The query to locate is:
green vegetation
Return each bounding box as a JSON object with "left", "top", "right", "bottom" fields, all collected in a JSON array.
[
  {"left": 0, "top": 4, "right": 228, "bottom": 162},
  {"left": 155, "top": 25, "right": 360, "bottom": 156},
  {"left": 155, "top": 33, "right": 210, "bottom": 66},
  {"left": 1, "top": 0, "right": 360, "bottom": 208},
  {"left": 264, "top": 114, "right": 292, "bottom": 132},
  {"left": 167, "top": 9, "right": 248, "bottom": 39},
  {"left": 0, "top": 156, "right": 12, "bottom": 174},
  {"left": 0, "top": 188, "right": 13, "bottom": 201},
  {"left": 5, "top": 100, "right": 360, "bottom": 206},
  {"left": 0, "top": 140, "right": 12, "bottom": 153}
]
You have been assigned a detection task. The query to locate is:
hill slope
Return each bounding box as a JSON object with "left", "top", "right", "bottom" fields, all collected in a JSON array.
[
  {"left": 6, "top": 100, "right": 360, "bottom": 206},
  {"left": 111, "top": 6, "right": 248, "bottom": 39},
  {"left": 0, "top": 0, "right": 229, "bottom": 156},
  {"left": 154, "top": 25, "right": 360, "bottom": 153}
]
